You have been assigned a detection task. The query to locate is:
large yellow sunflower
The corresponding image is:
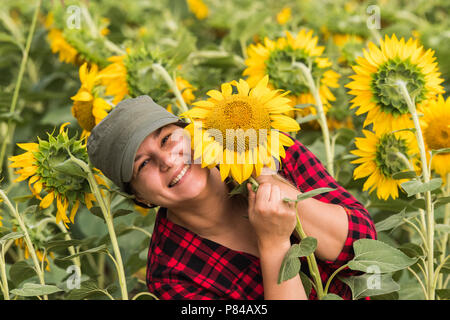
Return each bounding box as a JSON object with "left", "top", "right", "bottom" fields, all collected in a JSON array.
[
  {"left": 182, "top": 75, "right": 300, "bottom": 184},
  {"left": 8, "top": 124, "right": 101, "bottom": 228},
  {"left": 351, "top": 129, "right": 419, "bottom": 200},
  {"left": 243, "top": 29, "right": 340, "bottom": 119},
  {"left": 71, "top": 63, "right": 112, "bottom": 137},
  {"left": 420, "top": 94, "right": 450, "bottom": 183},
  {"left": 346, "top": 34, "right": 445, "bottom": 134}
]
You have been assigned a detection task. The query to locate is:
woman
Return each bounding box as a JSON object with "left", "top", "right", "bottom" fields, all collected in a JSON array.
[{"left": 87, "top": 95, "right": 377, "bottom": 300}]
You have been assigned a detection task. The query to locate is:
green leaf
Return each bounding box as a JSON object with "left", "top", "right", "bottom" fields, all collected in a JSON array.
[
  {"left": 347, "top": 239, "right": 417, "bottom": 273},
  {"left": 398, "top": 243, "right": 424, "bottom": 259},
  {"left": 401, "top": 178, "right": 442, "bottom": 197},
  {"left": 435, "top": 196, "right": 450, "bottom": 208},
  {"left": 11, "top": 283, "right": 62, "bottom": 297},
  {"left": 44, "top": 239, "right": 84, "bottom": 251},
  {"left": 0, "top": 231, "right": 24, "bottom": 244},
  {"left": 436, "top": 289, "right": 450, "bottom": 300},
  {"left": 431, "top": 147, "right": 450, "bottom": 156},
  {"left": 435, "top": 224, "right": 450, "bottom": 233},
  {"left": 339, "top": 273, "right": 400, "bottom": 300},
  {"left": 297, "top": 237, "right": 318, "bottom": 257},
  {"left": 321, "top": 293, "right": 343, "bottom": 300},
  {"left": 374, "top": 209, "right": 407, "bottom": 232},
  {"left": 54, "top": 159, "right": 88, "bottom": 178},
  {"left": 392, "top": 171, "right": 417, "bottom": 180},
  {"left": 299, "top": 271, "right": 312, "bottom": 298},
  {"left": 113, "top": 209, "right": 134, "bottom": 219},
  {"left": 296, "top": 114, "right": 319, "bottom": 124},
  {"left": 278, "top": 248, "right": 301, "bottom": 284},
  {"left": 56, "top": 245, "right": 108, "bottom": 261},
  {"left": 65, "top": 280, "right": 112, "bottom": 300},
  {"left": 9, "top": 261, "right": 36, "bottom": 286},
  {"left": 284, "top": 187, "right": 336, "bottom": 203}
]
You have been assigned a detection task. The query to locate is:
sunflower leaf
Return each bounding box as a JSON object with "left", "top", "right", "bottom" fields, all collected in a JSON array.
[
  {"left": 11, "top": 283, "right": 62, "bottom": 297},
  {"left": 392, "top": 170, "right": 417, "bottom": 180},
  {"left": 54, "top": 159, "right": 88, "bottom": 178},
  {"left": 284, "top": 187, "right": 336, "bottom": 203},
  {"left": 347, "top": 239, "right": 417, "bottom": 273},
  {"left": 401, "top": 178, "right": 442, "bottom": 197},
  {"left": 339, "top": 273, "right": 400, "bottom": 300}
]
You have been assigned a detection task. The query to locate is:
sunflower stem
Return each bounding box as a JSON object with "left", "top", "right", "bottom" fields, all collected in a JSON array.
[
  {"left": 294, "top": 212, "right": 325, "bottom": 299},
  {"left": 293, "top": 61, "right": 334, "bottom": 177},
  {"left": 396, "top": 80, "right": 435, "bottom": 300},
  {"left": 0, "top": 0, "right": 40, "bottom": 175},
  {"left": 249, "top": 177, "right": 324, "bottom": 299},
  {"left": 437, "top": 173, "right": 450, "bottom": 289},
  {"left": 0, "top": 189, "right": 48, "bottom": 300},
  {"left": 151, "top": 63, "right": 189, "bottom": 115},
  {"left": 68, "top": 156, "right": 129, "bottom": 300},
  {"left": 0, "top": 243, "right": 10, "bottom": 300}
]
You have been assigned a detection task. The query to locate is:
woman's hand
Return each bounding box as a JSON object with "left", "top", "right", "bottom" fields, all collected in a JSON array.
[{"left": 247, "top": 177, "right": 297, "bottom": 252}]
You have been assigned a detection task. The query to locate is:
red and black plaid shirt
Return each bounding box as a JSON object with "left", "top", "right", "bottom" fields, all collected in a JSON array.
[{"left": 146, "top": 137, "right": 377, "bottom": 300}]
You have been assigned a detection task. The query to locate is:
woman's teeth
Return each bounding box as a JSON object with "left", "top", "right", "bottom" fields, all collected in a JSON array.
[{"left": 169, "top": 164, "right": 190, "bottom": 187}]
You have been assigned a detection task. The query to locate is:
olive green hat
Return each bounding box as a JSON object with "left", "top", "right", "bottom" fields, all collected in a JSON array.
[{"left": 87, "top": 95, "right": 181, "bottom": 192}]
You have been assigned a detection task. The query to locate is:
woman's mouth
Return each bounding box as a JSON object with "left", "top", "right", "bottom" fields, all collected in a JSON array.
[{"left": 168, "top": 164, "right": 191, "bottom": 188}]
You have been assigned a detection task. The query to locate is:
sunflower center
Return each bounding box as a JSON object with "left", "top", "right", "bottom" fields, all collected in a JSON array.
[
  {"left": 205, "top": 96, "right": 271, "bottom": 152},
  {"left": 424, "top": 118, "right": 450, "bottom": 152},
  {"left": 375, "top": 133, "right": 410, "bottom": 177},
  {"left": 265, "top": 48, "right": 319, "bottom": 95},
  {"left": 372, "top": 58, "right": 426, "bottom": 116},
  {"left": 72, "top": 101, "right": 96, "bottom": 132}
]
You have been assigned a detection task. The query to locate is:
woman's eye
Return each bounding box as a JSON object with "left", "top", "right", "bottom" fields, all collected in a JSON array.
[
  {"left": 161, "top": 133, "right": 171, "bottom": 146},
  {"left": 138, "top": 159, "right": 149, "bottom": 172}
]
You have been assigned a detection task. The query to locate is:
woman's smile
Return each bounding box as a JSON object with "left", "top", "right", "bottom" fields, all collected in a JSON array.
[{"left": 168, "top": 164, "right": 191, "bottom": 188}]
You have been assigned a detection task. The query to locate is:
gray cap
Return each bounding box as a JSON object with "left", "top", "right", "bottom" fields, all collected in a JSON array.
[{"left": 87, "top": 95, "right": 181, "bottom": 192}]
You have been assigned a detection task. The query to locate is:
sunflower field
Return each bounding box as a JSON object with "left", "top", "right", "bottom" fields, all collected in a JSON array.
[{"left": 0, "top": 0, "right": 449, "bottom": 301}]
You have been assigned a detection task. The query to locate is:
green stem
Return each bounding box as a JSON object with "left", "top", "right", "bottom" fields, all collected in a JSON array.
[
  {"left": 69, "top": 157, "right": 129, "bottom": 300},
  {"left": 0, "top": 189, "right": 47, "bottom": 300},
  {"left": 293, "top": 61, "right": 334, "bottom": 177},
  {"left": 324, "top": 263, "right": 348, "bottom": 295},
  {"left": 0, "top": 244, "right": 10, "bottom": 300},
  {"left": 295, "top": 213, "right": 324, "bottom": 299},
  {"left": 397, "top": 80, "right": 435, "bottom": 300},
  {"left": 151, "top": 63, "right": 188, "bottom": 114},
  {"left": 0, "top": 0, "right": 41, "bottom": 174},
  {"left": 437, "top": 173, "right": 450, "bottom": 289}
]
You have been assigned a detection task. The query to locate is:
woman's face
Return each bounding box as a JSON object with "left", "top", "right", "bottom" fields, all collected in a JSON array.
[{"left": 130, "top": 124, "right": 209, "bottom": 208}]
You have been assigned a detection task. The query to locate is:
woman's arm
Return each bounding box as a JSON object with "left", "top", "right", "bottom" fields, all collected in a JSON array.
[{"left": 247, "top": 183, "right": 307, "bottom": 300}]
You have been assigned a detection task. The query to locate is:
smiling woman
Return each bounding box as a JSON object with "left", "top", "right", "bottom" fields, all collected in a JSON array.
[{"left": 86, "top": 95, "right": 376, "bottom": 300}]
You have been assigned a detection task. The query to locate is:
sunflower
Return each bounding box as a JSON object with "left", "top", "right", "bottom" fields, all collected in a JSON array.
[
  {"left": 276, "top": 7, "right": 292, "bottom": 25},
  {"left": 243, "top": 29, "right": 340, "bottom": 119},
  {"left": 8, "top": 124, "right": 101, "bottom": 228},
  {"left": 186, "top": 0, "right": 209, "bottom": 20},
  {"left": 182, "top": 75, "right": 300, "bottom": 184},
  {"left": 420, "top": 94, "right": 450, "bottom": 183},
  {"left": 98, "top": 49, "right": 190, "bottom": 109},
  {"left": 351, "top": 129, "right": 419, "bottom": 200},
  {"left": 346, "top": 34, "right": 445, "bottom": 134},
  {"left": 97, "top": 55, "right": 129, "bottom": 104},
  {"left": 71, "top": 63, "right": 112, "bottom": 137},
  {"left": 47, "top": 28, "right": 80, "bottom": 65}
]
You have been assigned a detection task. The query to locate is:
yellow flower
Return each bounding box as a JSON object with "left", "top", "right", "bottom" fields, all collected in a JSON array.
[
  {"left": 351, "top": 129, "right": 419, "bottom": 200},
  {"left": 420, "top": 94, "right": 450, "bottom": 183},
  {"left": 71, "top": 63, "right": 112, "bottom": 136},
  {"left": 276, "top": 7, "right": 292, "bottom": 25},
  {"left": 167, "top": 76, "right": 197, "bottom": 114},
  {"left": 346, "top": 34, "right": 445, "bottom": 134},
  {"left": 244, "top": 29, "right": 340, "bottom": 120},
  {"left": 9, "top": 124, "right": 101, "bottom": 228},
  {"left": 47, "top": 28, "right": 79, "bottom": 65},
  {"left": 186, "top": 0, "right": 209, "bottom": 20},
  {"left": 182, "top": 76, "right": 300, "bottom": 184},
  {"left": 98, "top": 55, "right": 129, "bottom": 104}
]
